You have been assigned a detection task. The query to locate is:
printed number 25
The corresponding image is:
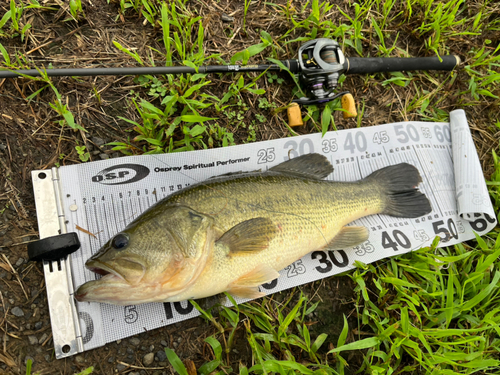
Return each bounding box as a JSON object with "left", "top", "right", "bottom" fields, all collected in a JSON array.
[
  {"left": 257, "top": 148, "right": 275, "bottom": 164},
  {"left": 285, "top": 260, "right": 306, "bottom": 277}
]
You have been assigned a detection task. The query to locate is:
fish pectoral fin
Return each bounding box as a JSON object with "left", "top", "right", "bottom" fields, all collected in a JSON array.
[
  {"left": 326, "top": 226, "right": 369, "bottom": 250},
  {"left": 227, "top": 264, "right": 279, "bottom": 299},
  {"left": 230, "top": 264, "right": 280, "bottom": 286},
  {"left": 227, "top": 286, "right": 265, "bottom": 300},
  {"left": 269, "top": 153, "right": 333, "bottom": 180},
  {"left": 216, "top": 217, "right": 277, "bottom": 255}
]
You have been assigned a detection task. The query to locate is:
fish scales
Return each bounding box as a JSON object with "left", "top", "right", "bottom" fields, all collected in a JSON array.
[
  {"left": 163, "top": 173, "right": 384, "bottom": 301},
  {"left": 169, "top": 174, "right": 380, "bottom": 255},
  {"left": 75, "top": 154, "right": 432, "bottom": 305}
]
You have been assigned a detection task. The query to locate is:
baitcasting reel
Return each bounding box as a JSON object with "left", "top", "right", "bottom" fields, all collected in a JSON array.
[{"left": 294, "top": 39, "right": 349, "bottom": 106}]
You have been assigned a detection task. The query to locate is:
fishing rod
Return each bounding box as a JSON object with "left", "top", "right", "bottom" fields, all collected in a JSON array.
[{"left": 1, "top": 38, "right": 460, "bottom": 106}]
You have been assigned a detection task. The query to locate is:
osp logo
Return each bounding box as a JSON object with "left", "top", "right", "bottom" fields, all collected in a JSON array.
[{"left": 92, "top": 164, "right": 150, "bottom": 185}]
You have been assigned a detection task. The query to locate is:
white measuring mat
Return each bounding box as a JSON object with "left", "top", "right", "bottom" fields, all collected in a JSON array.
[{"left": 31, "top": 109, "right": 496, "bottom": 358}]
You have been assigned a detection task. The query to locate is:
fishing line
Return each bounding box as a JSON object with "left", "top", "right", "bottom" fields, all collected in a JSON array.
[
  {"left": 146, "top": 150, "right": 437, "bottom": 276},
  {"left": 15, "top": 58, "right": 220, "bottom": 67},
  {"left": 148, "top": 154, "right": 438, "bottom": 281},
  {"left": 147, "top": 152, "right": 332, "bottom": 247},
  {"left": 0, "top": 92, "right": 428, "bottom": 262}
]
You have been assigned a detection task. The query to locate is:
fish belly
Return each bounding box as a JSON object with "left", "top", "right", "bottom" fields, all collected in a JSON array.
[{"left": 164, "top": 174, "right": 383, "bottom": 301}]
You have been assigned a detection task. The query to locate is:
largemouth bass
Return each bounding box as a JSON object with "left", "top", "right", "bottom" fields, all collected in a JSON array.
[{"left": 75, "top": 153, "right": 431, "bottom": 305}]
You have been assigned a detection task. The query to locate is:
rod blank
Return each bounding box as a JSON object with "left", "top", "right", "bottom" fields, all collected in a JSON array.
[
  {"left": 0, "top": 66, "right": 198, "bottom": 78},
  {"left": 0, "top": 60, "right": 300, "bottom": 79}
]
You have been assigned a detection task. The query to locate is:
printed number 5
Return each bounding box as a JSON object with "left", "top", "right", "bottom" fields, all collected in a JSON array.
[{"left": 124, "top": 306, "right": 138, "bottom": 324}]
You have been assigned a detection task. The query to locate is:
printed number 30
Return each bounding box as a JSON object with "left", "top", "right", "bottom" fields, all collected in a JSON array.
[{"left": 312, "top": 250, "right": 349, "bottom": 273}]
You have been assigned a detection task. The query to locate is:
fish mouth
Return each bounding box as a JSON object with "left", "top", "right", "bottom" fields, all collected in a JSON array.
[
  {"left": 85, "top": 260, "right": 126, "bottom": 281},
  {"left": 75, "top": 259, "right": 151, "bottom": 304},
  {"left": 74, "top": 260, "right": 128, "bottom": 303},
  {"left": 74, "top": 290, "right": 88, "bottom": 300}
]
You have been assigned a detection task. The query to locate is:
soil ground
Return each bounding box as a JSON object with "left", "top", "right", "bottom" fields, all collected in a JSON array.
[{"left": 0, "top": 0, "right": 498, "bottom": 374}]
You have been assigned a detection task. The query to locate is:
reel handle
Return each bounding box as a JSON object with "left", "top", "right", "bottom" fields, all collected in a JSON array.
[{"left": 342, "top": 55, "right": 461, "bottom": 75}]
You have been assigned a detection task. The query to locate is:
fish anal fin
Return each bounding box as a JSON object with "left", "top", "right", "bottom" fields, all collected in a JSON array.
[
  {"left": 326, "top": 226, "right": 369, "bottom": 250},
  {"left": 269, "top": 153, "right": 333, "bottom": 180},
  {"left": 216, "top": 218, "right": 277, "bottom": 255},
  {"left": 227, "top": 264, "right": 279, "bottom": 299}
]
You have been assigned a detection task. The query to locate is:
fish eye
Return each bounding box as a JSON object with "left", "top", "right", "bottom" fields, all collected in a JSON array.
[{"left": 112, "top": 233, "right": 129, "bottom": 250}]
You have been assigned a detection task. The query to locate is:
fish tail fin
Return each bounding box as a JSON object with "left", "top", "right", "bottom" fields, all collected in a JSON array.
[{"left": 364, "top": 163, "right": 432, "bottom": 218}]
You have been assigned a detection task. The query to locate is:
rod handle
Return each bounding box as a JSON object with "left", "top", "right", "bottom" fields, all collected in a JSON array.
[{"left": 343, "top": 55, "right": 461, "bottom": 75}]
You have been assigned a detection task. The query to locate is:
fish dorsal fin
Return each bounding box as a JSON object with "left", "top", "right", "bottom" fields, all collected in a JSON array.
[
  {"left": 326, "top": 226, "right": 369, "bottom": 250},
  {"left": 269, "top": 153, "right": 333, "bottom": 180},
  {"left": 227, "top": 264, "right": 279, "bottom": 299},
  {"left": 216, "top": 218, "right": 277, "bottom": 255}
]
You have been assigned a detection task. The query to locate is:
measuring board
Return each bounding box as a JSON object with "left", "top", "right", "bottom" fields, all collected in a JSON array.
[{"left": 30, "top": 109, "right": 496, "bottom": 358}]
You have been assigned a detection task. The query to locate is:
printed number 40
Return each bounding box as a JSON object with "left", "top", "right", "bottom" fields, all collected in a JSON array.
[{"left": 381, "top": 230, "right": 411, "bottom": 251}]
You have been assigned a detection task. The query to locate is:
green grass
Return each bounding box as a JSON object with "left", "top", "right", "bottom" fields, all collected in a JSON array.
[
  {"left": 2, "top": 0, "right": 500, "bottom": 373},
  {"left": 4, "top": 0, "right": 496, "bottom": 153},
  {"left": 146, "top": 0, "right": 497, "bottom": 373},
  {"left": 169, "top": 223, "right": 500, "bottom": 374}
]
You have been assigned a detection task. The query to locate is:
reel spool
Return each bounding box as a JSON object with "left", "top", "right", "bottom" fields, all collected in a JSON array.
[{"left": 293, "top": 39, "right": 350, "bottom": 106}]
